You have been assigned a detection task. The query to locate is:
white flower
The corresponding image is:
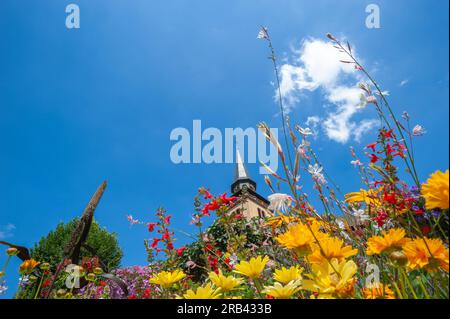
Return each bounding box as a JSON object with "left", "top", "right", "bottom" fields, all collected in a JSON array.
[
  {"left": 412, "top": 124, "right": 426, "bottom": 136},
  {"left": 0, "top": 281, "right": 7, "bottom": 295},
  {"left": 375, "top": 90, "right": 390, "bottom": 96},
  {"left": 357, "top": 93, "right": 368, "bottom": 109},
  {"left": 126, "top": 215, "right": 140, "bottom": 225},
  {"left": 257, "top": 27, "right": 268, "bottom": 39},
  {"left": 297, "top": 126, "right": 313, "bottom": 136},
  {"left": 300, "top": 139, "right": 310, "bottom": 147},
  {"left": 19, "top": 275, "right": 30, "bottom": 287},
  {"left": 350, "top": 160, "right": 362, "bottom": 167},
  {"left": 268, "top": 193, "right": 292, "bottom": 212},
  {"left": 307, "top": 164, "right": 326, "bottom": 185},
  {"left": 336, "top": 220, "right": 345, "bottom": 230},
  {"left": 336, "top": 220, "right": 351, "bottom": 241},
  {"left": 351, "top": 209, "right": 370, "bottom": 224},
  {"left": 297, "top": 146, "right": 309, "bottom": 159},
  {"left": 228, "top": 253, "right": 238, "bottom": 266}
]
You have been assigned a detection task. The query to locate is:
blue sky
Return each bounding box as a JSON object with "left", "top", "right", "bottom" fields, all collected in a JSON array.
[{"left": 0, "top": 0, "right": 448, "bottom": 298}]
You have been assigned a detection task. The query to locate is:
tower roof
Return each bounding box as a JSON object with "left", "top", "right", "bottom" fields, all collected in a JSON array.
[{"left": 231, "top": 149, "right": 257, "bottom": 194}]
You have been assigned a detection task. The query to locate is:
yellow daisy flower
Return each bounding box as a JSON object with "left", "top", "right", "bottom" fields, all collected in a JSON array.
[
  {"left": 208, "top": 270, "right": 243, "bottom": 292},
  {"left": 182, "top": 283, "right": 222, "bottom": 299},
  {"left": 403, "top": 237, "right": 449, "bottom": 272},
  {"left": 233, "top": 256, "right": 269, "bottom": 279},
  {"left": 262, "top": 280, "right": 302, "bottom": 299},
  {"left": 273, "top": 266, "right": 303, "bottom": 285},
  {"left": 303, "top": 259, "right": 358, "bottom": 299},
  {"left": 308, "top": 237, "right": 358, "bottom": 263},
  {"left": 275, "top": 222, "right": 328, "bottom": 257},
  {"left": 345, "top": 188, "right": 382, "bottom": 207},
  {"left": 366, "top": 228, "right": 411, "bottom": 255},
  {"left": 265, "top": 213, "right": 298, "bottom": 230},
  {"left": 421, "top": 169, "right": 449, "bottom": 210},
  {"left": 363, "top": 283, "right": 396, "bottom": 299},
  {"left": 149, "top": 269, "right": 186, "bottom": 288}
]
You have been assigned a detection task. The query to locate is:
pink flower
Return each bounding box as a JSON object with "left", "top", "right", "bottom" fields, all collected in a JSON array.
[
  {"left": 127, "top": 215, "right": 140, "bottom": 225},
  {"left": 366, "top": 95, "right": 377, "bottom": 104},
  {"left": 412, "top": 124, "right": 426, "bottom": 136},
  {"left": 164, "top": 215, "right": 172, "bottom": 224}
]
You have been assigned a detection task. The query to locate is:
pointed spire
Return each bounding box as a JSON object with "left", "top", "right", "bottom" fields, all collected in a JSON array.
[
  {"left": 231, "top": 148, "right": 256, "bottom": 194},
  {"left": 235, "top": 149, "right": 250, "bottom": 180}
]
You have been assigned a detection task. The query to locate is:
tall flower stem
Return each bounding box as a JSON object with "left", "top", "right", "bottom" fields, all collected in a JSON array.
[
  {"left": 262, "top": 28, "right": 295, "bottom": 175},
  {"left": 34, "top": 274, "right": 45, "bottom": 299},
  {"left": 329, "top": 35, "right": 420, "bottom": 187}
]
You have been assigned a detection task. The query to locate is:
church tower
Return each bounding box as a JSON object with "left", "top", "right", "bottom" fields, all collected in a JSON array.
[{"left": 227, "top": 150, "right": 273, "bottom": 220}]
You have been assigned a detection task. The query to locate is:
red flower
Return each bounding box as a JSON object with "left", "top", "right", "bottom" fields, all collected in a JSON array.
[
  {"left": 176, "top": 246, "right": 186, "bottom": 257},
  {"left": 219, "top": 193, "right": 237, "bottom": 205},
  {"left": 128, "top": 294, "right": 138, "bottom": 299},
  {"left": 143, "top": 289, "right": 151, "bottom": 299},
  {"left": 382, "top": 129, "right": 394, "bottom": 139},
  {"left": 421, "top": 226, "right": 431, "bottom": 235},
  {"left": 373, "top": 211, "right": 388, "bottom": 227},
  {"left": 383, "top": 192, "right": 397, "bottom": 205},
  {"left": 147, "top": 223, "right": 157, "bottom": 232},
  {"left": 43, "top": 279, "right": 51, "bottom": 288},
  {"left": 369, "top": 154, "right": 380, "bottom": 163},
  {"left": 386, "top": 143, "right": 395, "bottom": 155},
  {"left": 373, "top": 180, "right": 385, "bottom": 187},
  {"left": 151, "top": 238, "right": 160, "bottom": 248},
  {"left": 164, "top": 215, "right": 172, "bottom": 225},
  {"left": 167, "top": 242, "right": 174, "bottom": 250},
  {"left": 162, "top": 231, "right": 170, "bottom": 241},
  {"left": 393, "top": 151, "right": 405, "bottom": 158},
  {"left": 365, "top": 142, "right": 377, "bottom": 152}
]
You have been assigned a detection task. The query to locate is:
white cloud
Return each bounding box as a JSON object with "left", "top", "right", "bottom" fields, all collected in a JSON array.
[
  {"left": 0, "top": 224, "right": 16, "bottom": 240},
  {"left": 277, "top": 38, "right": 377, "bottom": 143},
  {"left": 306, "top": 115, "right": 320, "bottom": 127},
  {"left": 353, "top": 119, "right": 379, "bottom": 142},
  {"left": 399, "top": 79, "right": 409, "bottom": 87}
]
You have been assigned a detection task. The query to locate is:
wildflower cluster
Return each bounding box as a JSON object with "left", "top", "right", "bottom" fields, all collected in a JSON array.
[{"left": 0, "top": 31, "right": 448, "bottom": 300}]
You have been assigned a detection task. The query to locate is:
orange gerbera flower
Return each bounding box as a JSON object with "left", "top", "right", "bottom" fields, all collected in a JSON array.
[
  {"left": 403, "top": 237, "right": 449, "bottom": 272},
  {"left": 363, "top": 283, "right": 396, "bottom": 299},
  {"left": 366, "top": 228, "right": 410, "bottom": 255},
  {"left": 421, "top": 169, "right": 449, "bottom": 210},
  {"left": 19, "top": 259, "right": 40, "bottom": 274},
  {"left": 276, "top": 221, "right": 328, "bottom": 257}
]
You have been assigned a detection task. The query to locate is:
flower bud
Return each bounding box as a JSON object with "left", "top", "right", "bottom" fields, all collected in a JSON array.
[
  {"left": 64, "top": 292, "right": 73, "bottom": 299},
  {"left": 29, "top": 275, "right": 38, "bottom": 282},
  {"left": 56, "top": 289, "right": 66, "bottom": 297},
  {"left": 326, "top": 33, "right": 336, "bottom": 41},
  {"left": 86, "top": 273, "right": 96, "bottom": 282},
  {"left": 93, "top": 267, "right": 103, "bottom": 275},
  {"left": 40, "top": 262, "right": 50, "bottom": 271},
  {"left": 0, "top": 271, "right": 4, "bottom": 279},
  {"left": 6, "top": 248, "right": 19, "bottom": 256},
  {"left": 389, "top": 250, "right": 408, "bottom": 267}
]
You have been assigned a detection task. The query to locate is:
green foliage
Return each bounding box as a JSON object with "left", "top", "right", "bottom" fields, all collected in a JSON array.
[
  {"left": 30, "top": 218, "right": 123, "bottom": 272},
  {"left": 174, "top": 218, "right": 267, "bottom": 281}
]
